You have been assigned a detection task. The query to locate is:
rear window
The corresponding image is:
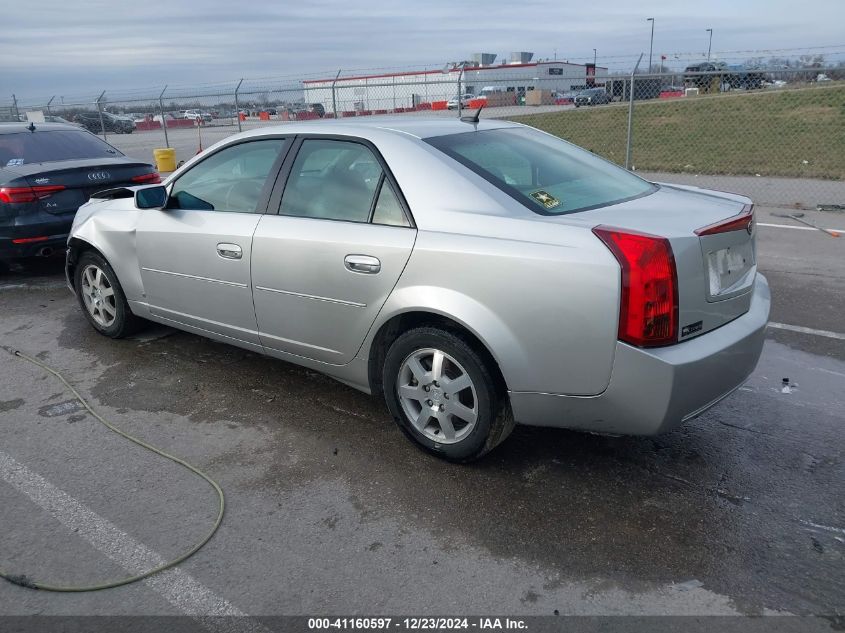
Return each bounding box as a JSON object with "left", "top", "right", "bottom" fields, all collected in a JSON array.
[
  {"left": 425, "top": 127, "right": 656, "bottom": 215},
  {"left": 0, "top": 130, "right": 122, "bottom": 166}
]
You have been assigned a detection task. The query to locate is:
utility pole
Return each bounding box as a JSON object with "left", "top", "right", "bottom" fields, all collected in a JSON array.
[
  {"left": 593, "top": 48, "right": 597, "bottom": 66},
  {"left": 706, "top": 28, "right": 713, "bottom": 60},
  {"left": 647, "top": 18, "right": 655, "bottom": 72}
]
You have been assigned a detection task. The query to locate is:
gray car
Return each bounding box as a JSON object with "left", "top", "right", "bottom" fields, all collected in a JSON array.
[
  {"left": 66, "top": 119, "right": 770, "bottom": 461},
  {"left": 574, "top": 88, "right": 611, "bottom": 106}
]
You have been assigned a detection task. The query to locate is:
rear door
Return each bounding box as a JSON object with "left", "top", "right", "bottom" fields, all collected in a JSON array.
[
  {"left": 251, "top": 136, "right": 416, "bottom": 364},
  {"left": 136, "top": 137, "right": 291, "bottom": 345}
]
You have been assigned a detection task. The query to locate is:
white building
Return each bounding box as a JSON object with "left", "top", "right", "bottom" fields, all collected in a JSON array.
[{"left": 302, "top": 53, "right": 608, "bottom": 115}]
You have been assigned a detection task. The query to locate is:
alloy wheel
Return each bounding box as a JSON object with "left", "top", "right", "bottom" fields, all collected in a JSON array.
[
  {"left": 396, "top": 348, "right": 478, "bottom": 444},
  {"left": 80, "top": 264, "right": 117, "bottom": 327}
]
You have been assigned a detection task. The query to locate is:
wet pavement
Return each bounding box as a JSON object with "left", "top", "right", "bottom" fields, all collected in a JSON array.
[{"left": 0, "top": 216, "right": 843, "bottom": 621}]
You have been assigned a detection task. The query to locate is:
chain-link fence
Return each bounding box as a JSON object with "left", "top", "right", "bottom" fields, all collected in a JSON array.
[
  {"left": 510, "top": 66, "right": 845, "bottom": 208},
  {"left": 4, "top": 64, "right": 843, "bottom": 208}
]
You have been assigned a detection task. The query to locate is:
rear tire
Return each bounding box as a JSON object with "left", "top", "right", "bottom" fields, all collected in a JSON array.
[
  {"left": 382, "top": 327, "right": 514, "bottom": 462},
  {"left": 74, "top": 251, "right": 145, "bottom": 338}
]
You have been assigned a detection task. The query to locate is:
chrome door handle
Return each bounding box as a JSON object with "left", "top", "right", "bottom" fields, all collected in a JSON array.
[
  {"left": 217, "top": 243, "right": 242, "bottom": 259},
  {"left": 344, "top": 254, "right": 381, "bottom": 274}
]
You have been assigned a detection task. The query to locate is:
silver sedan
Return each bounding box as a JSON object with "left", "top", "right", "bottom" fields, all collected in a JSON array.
[{"left": 66, "top": 119, "right": 770, "bottom": 461}]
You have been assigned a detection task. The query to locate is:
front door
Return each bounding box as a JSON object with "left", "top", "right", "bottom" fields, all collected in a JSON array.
[
  {"left": 136, "top": 138, "right": 289, "bottom": 345},
  {"left": 251, "top": 137, "right": 416, "bottom": 364}
]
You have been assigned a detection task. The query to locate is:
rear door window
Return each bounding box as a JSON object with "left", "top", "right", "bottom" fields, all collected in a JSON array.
[
  {"left": 0, "top": 130, "right": 122, "bottom": 166},
  {"left": 278, "top": 139, "right": 382, "bottom": 223},
  {"left": 371, "top": 179, "right": 409, "bottom": 227}
]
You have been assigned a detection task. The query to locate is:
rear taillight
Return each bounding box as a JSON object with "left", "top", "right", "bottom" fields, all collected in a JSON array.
[
  {"left": 11, "top": 236, "right": 50, "bottom": 244},
  {"left": 131, "top": 172, "right": 161, "bottom": 184},
  {"left": 694, "top": 204, "right": 754, "bottom": 236},
  {"left": 0, "top": 185, "right": 66, "bottom": 204},
  {"left": 593, "top": 226, "right": 679, "bottom": 347}
]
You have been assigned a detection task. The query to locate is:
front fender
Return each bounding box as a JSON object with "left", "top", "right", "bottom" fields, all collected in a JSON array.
[{"left": 68, "top": 201, "right": 146, "bottom": 315}]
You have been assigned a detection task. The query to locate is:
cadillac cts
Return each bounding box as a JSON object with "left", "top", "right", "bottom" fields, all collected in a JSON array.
[{"left": 66, "top": 119, "right": 770, "bottom": 461}]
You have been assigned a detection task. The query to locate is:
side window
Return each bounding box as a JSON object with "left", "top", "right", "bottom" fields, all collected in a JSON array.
[
  {"left": 371, "top": 179, "right": 409, "bottom": 227},
  {"left": 279, "top": 139, "right": 381, "bottom": 223},
  {"left": 169, "top": 139, "right": 285, "bottom": 213}
]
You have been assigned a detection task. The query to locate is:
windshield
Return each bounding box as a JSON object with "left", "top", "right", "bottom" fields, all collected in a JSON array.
[
  {"left": 425, "top": 127, "right": 656, "bottom": 215},
  {"left": 0, "top": 130, "right": 122, "bottom": 166}
]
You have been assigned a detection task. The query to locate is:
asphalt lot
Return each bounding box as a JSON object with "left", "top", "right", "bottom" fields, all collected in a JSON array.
[{"left": 1, "top": 204, "right": 844, "bottom": 622}]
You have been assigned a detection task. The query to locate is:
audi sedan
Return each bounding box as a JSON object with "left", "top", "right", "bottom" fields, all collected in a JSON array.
[
  {"left": 66, "top": 119, "right": 770, "bottom": 462},
  {"left": 0, "top": 122, "right": 158, "bottom": 261}
]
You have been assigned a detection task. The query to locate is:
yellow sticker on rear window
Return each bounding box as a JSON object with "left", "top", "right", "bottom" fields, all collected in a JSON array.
[{"left": 530, "top": 190, "right": 561, "bottom": 209}]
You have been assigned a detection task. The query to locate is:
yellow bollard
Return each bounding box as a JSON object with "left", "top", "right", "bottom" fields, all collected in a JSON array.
[{"left": 153, "top": 148, "right": 177, "bottom": 172}]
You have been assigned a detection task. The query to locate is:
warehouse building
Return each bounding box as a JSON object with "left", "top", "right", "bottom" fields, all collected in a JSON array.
[{"left": 302, "top": 52, "right": 608, "bottom": 115}]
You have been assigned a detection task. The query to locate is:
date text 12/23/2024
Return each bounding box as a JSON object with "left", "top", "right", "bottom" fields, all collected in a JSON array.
[{"left": 308, "top": 618, "right": 528, "bottom": 630}]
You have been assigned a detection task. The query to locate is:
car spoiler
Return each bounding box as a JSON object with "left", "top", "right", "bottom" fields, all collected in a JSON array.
[{"left": 89, "top": 187, "right": 137, "bottom": 200}]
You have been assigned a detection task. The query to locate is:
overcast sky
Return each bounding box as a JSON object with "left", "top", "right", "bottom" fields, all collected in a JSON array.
[{"left": 3, "top": 0, "right": 843, "bottom": 102}]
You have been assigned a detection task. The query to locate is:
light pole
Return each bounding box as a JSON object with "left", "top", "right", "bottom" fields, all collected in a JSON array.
[
  {"left": 593, "top": 48, "right": 597, "bottom": 66},
  {"left": 706, "top": 28, "right": 713, "bottom": 60},
  {"left": 647, "top": 18, "right": 654, "bottom": 72}
]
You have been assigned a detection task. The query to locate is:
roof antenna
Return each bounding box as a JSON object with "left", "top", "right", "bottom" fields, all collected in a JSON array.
[
  {"left": 460, "top": 103, "right": 484, "bottom": 124},
  {"left": 27, "top": 122, "right": 36, "bottom": 132}
]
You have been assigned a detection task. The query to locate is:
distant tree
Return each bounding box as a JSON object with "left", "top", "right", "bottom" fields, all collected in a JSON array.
[{"left": 798, "top": 54, "right": 825, "bottom": 68}]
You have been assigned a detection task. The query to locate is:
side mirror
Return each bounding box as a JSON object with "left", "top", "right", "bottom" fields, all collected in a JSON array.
[{"left": 135, "top": 185, "right": 168, "bottom": 210}]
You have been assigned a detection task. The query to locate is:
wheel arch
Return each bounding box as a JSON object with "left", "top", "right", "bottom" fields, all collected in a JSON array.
[
  {"left": 66, "top": 214, "right": 145, "bottom": 306},
  {"left": 366, "top": 307, "right": 513, "bottom": 399},
  {"left": 66, "top": 237, "right": 107, "bottom": 290}
]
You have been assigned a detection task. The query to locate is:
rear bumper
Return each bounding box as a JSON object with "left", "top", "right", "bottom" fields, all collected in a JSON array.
[
  {"left": 510, "top": 274, "right": 771, "bottom": 435},
  {"left": 0, "top": 213, "right": 73, "bottom": 258}
]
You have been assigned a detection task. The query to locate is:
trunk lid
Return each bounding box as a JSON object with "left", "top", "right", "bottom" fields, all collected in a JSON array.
[
  {"left": 4, "top": 158, "right": 155, "bottom": 215},
  {"left": 558, "top": 183, "right": 756, "bottom": 342}
]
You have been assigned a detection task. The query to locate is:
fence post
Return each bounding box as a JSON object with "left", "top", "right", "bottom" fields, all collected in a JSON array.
[
  {"left": 234, "top": 79, "right": 244, "bottom": 132},
  {"left": 457, "top": 67, "right": 463, "bottom": 118},
  {"left": 11, "top": 94, "right": 19, "bottom": 121},
  {"left": 331, "top": 69, "right": 341, "bottom": 117},
  {"left": 46, "top": 96, "right": 55, "bottom": 116},
  {"left": 159, "top": 84, "right": 169, "bottom": 148},
  {"left": 625, "top": 53, "right": 644, "bottom": 170},
  {"left": 96, "top": 90, "right": 107, "bottom": 141}
]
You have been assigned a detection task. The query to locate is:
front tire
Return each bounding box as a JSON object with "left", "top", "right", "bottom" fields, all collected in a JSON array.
[
  {"left": 74, "top": 251, "right": 145, "bottom": 338},
  {"left": 382, "top": 327, "right": 514, "bottom": 462}
]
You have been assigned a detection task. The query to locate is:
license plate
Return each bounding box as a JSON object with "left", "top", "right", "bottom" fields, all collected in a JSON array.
[{"left": 706, "top": 241, "right": 755, "bottom": 297}]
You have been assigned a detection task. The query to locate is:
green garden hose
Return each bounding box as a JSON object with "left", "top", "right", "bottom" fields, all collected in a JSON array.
[{"left": 0, "top": 348, "right": 225, "bottom": 592}]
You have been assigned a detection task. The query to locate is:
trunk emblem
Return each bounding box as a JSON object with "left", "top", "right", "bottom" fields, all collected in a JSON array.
[
  {"left": 87, "top": 171, "right": 111, "bottom": 181},
  {"left": 34, "top": 177, "right": 50, "bottom": 184}
]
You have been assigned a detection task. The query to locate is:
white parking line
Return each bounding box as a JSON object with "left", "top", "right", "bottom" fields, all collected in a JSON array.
[
  {"left": 0, "top": 451, "right": 268, "bottom": 633},
  {"left": 768, "top": 322, "right": 845, "bottom": 341},
  {"left": 758, "top": 222, "right": 845, "bottom": 233}
]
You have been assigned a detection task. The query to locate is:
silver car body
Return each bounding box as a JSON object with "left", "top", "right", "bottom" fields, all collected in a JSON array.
[{"left": 67, "top": 118, "right": 770, "bottom": 435}]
